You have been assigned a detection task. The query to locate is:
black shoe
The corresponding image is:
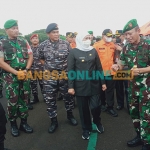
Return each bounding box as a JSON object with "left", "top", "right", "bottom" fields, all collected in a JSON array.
[
  {"left": 30, "top": 95, "right": 39, "bottom": 104},
  {"left": 82, "top": 130, "right": 90, "bottom": 140},
  {"left": 0, "top": 90, "right": 3, "bottom": 98},
  {"left": 107, "top": 109, "right": 118, "bottom": 117},
  {"left": 116, "top": 105, "right": 124, "bottom": 110},
  {"left": 10, "top": 121, "right": 19, "bottom": 137},
  {"left": 101, "top": 105, "right": 107, "bottom": 112},
  {"left": 142, "top": 144, "right": 150, "bottom": 150},
  {"left": 19, "top": 119, "right": 33, "bottom": 133},
  {"left": 127, "top": 133, "right": 142, "bottom": 147},
  {"left": 48, "top": 117, "right": 58, "bottom": 133},
  {"left": 96, "top": 123, "right": 104, "bottom": 133},
  {"left": 67, "top": 111, "right": 78, "bottom": 126}
]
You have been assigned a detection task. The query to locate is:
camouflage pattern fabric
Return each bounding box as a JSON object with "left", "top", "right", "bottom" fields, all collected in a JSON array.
[
  {"left": 119, "top": 37, "right": 150, "bottom": 144},
  {"left": 30, "top": 46, "right": 43, "bottom": 96},
  {"left": 0, "top": 72, "right": 3, "bottom": 91},
  {"left": 38, "top": 39, "right": 74, "bottom": 118},
  {"left": 0, "top": 37, "right": 31, "bottom": 121}
]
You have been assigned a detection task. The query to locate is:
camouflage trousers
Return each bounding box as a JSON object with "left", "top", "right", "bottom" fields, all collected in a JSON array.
[
  {"left": 0, "top": 73, "right": 3, "bottom": 91},
  {"left": 30, "top": 78, "right": 43, "bottom": 96},
  {"left": 3, "top": 73, "right": 30, "bottom": 121},
  {"left": 129, "top": 83, "right": 150, "bottom": 144},
  {"left": 43, "top": 79, "right": 74, "bottom": 118}
]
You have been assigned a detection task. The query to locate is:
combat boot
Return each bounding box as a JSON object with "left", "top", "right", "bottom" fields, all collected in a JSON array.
[
  {"left": 127, "top": 131, "right": 143, "bottom": 147},
  {"left": 30, "top": 95, "right": 39, "bottom": 104},
  {"left": 142, "top": 144, "right": 150, "bottom": 150},
  {"left": 48, "top": 117, "right": 58, "bottom": 133},
  {"left": 67, "top": 111, "right": 78, "bottom": 126},
  {"left": 27, "top": 98, "right": 33, "bottom": 110},
  {"left": 19, "top": 118, "right": 33, "bottom": 133},
  {"left": 10, "top": 120, "right": 19, "bottom": 137},
  {"left": 0, "top": 90, "right": 3, "bottom": 98}
]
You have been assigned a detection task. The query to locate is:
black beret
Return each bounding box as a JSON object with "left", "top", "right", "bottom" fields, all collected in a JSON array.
[
  {"left": 102, "top": 29, "right": 113, "bottom": 37},
  {"left": 46, "top": 23, "right": 58, "bottom": 33}
]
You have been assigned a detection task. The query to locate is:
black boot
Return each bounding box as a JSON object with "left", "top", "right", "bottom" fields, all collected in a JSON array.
[
  {"left": 142, "top": 144, "right": 150, "bottom": 150},
  {"left": 67, "top": 111, "right": 78, "bottom": 126},
  {"left": 10, "top": 120, "right": 19, "bottom": 137},
  {"left": 127, "top": 131, "right": 143, "bottom": 147},
  {"left": 0, "top": 142, "right": 4, "bottom": 150},
  {"left": 19, "top": 118, "right": 33, "bottom": 133},
  {"left": 30, "top": 95, "right": 39, "bottom": 104},
  {"left": 27, "top": 98, "right": 33, "bottom": 110},
  {"left": 48, "top": 117, "right": 58, "bottom": 133},
  {"left": 0, "top": 90, "right": 3, "bottom": 98}
]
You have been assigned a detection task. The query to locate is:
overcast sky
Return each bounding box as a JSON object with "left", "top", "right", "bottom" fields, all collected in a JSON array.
[{"left": 0, "top": 0, "right": 150, "bottom": 36}]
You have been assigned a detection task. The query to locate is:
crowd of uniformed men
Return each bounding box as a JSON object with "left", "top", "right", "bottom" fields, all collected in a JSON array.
[{"left": 0, "top": 18, "right": 150, "bottom": 150}]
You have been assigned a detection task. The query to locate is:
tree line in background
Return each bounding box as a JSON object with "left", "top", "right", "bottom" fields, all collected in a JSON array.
[{"left": 0, "top": 28, "right": 66, "bottom": 42}]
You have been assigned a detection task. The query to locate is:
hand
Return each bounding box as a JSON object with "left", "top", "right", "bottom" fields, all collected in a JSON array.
[
  {"left": 131, "top": 68, "right": 140, "bottom": 76},
  {"left": 68, "top": 88, "right": 75, "bottom": 95},
  {"left": 17, "top": 69, "right": 26, "bottom": 80},
  {"left": 102, "top": 84, "right": 107, "bottom": 91},
  {"left": 115, "top": 44, "right": 122, "bottom": 51},
  {"left": 111, "top": 64, "right": 119, "bottom": 72}
]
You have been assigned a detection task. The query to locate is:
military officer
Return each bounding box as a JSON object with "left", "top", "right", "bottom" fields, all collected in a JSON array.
[
  {"left": 0, "top": 19, "right": 33, "bottom": 137},
  {"left": 30, "top": 34, "right": 44, "bottom": 104},
  {"left": 38, "top": 23, "right": 78, "bottom": 133},
  {"left": 112, "top": 19, "right": 150, "bottom": 150}
]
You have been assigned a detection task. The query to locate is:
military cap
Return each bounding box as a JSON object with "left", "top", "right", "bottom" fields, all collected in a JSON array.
[
  {"left": 88, "top": 31, "right": 93, "bottom": 35},
  {"left": 4, "top": 19, "right": 18, "bottom": 29},
  {"left": 30, "top": 34, "right": 38, "bottom": 40},
  {"left": 74, "top": 32, "right": 78, "bottom": 36},
  {"left": 123, "top": 19, "right": 138, "bottom": 33},
  {"left": 46, "top": 23, "right": 58, "bottom": 33},
  {"left": 102, "top": 29, "right": 113, "bottom": 37},
  {"left": 115, "top": 30, "right": 123, "bottom": 37},
  {"left": 66, "top": 32, "right": 73, "bottom": 38}
]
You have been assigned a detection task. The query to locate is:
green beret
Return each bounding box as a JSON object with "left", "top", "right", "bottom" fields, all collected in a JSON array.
[
  {"left": 123, "top": 19, "right": 138, "bottom": 33},
  {"left": 4, "top": 19, "right": 18, "bottom": 29},
  {"left": 88, "top": 31, "right": 93, "bottom": 35}
]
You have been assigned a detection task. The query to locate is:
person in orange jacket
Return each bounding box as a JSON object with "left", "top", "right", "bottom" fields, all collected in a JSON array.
[
  {"left": 93, "top": 29, "right": 121, "bottom": 117},
  {"left": 66, "top": 32, "right": 76, "bottom": 49}
]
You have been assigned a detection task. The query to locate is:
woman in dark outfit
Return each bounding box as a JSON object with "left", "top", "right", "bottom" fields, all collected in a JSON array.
[{"left": 67, "top": 32, "right": 107, "bottom": 140}]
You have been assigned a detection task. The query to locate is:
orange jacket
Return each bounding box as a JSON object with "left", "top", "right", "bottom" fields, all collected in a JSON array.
[
  {"left": 70, "top": 42, "right": 76, "bottom": 49},
  {"left": 93, "top": 39, "right": 116, "bottom": 76}
]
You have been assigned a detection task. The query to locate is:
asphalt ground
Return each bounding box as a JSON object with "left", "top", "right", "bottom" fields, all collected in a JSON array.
[{"left": 0, "top": 88, "right": 142, "bottom": 150}]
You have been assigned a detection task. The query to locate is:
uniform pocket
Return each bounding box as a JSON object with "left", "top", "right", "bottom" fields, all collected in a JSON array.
[{"left": 4, "top": 51, "right": 16, "bottom": 60}]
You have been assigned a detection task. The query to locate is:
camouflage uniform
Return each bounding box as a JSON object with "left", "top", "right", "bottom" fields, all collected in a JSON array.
[
  {"left": 30, "top": 46, "right": 43, "bottom": 97},
  {"left": 0, "top": 68, "right": 3, "bottom": 91},
  {"left": 0, "top": 37, "right": 31, "bottom": 121},
  {"left": 119, "top": 37, "right": 150, "bottom": 144},
  {"left": 38, "top": 39, "right": 74, "bottom": 118}
]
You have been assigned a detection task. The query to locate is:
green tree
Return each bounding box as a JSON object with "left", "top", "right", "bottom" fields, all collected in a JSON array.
[{"left": 24, "top": 29, "right": 66, "bottom": 43}]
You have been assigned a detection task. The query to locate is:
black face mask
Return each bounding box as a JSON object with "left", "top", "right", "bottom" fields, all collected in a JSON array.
[{"left": 116, "top": 38, "right": 121, "bottom": 44}]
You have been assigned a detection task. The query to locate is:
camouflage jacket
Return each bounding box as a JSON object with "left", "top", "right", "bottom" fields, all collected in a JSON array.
[
  {"left": 30, "top": 45, "right": 43, "bottom": 71},
  {"left": 0, "top": 37, "right": 31, "bottom": 70},
  {"left": 38, "top": 39, "right": 71, "bottom": 71},
  {"left": 119, "top": 37, "right": 150, "bottom": 92}
]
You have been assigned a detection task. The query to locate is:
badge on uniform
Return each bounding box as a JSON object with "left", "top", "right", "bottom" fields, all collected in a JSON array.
[
  {"left": 89, "top": 54, "right": 92, "bottom": 56},
  {"left": 82, "top": 60, "right": 84, "bottom": 62}
]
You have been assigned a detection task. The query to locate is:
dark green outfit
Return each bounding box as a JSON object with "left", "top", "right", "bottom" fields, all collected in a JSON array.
[
  {"left": 0, "top": 37, "right": 31, "bottom": 121},
  {"left": 119, "top": 37, "right": 150, "bottom": 144}
]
